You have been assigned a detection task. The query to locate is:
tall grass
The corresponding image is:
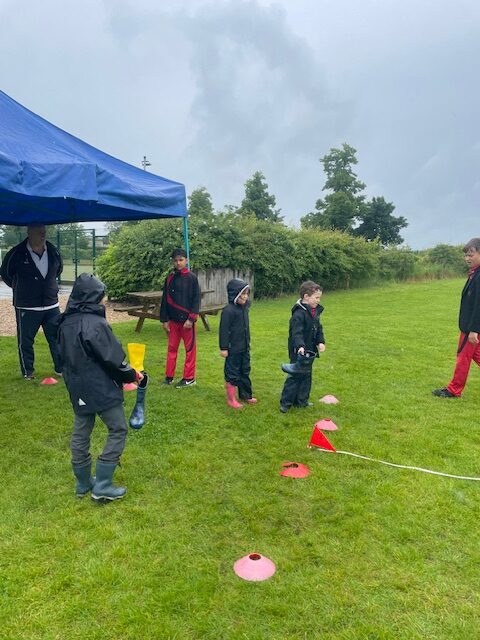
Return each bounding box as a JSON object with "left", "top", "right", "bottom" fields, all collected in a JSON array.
[{"left": 0, "top": 278, "right": 479, "bottom": 639}]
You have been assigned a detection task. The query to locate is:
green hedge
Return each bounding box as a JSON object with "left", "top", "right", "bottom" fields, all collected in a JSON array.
[{"left": 97, "top": 217, "right": 463, "bottom": 300}]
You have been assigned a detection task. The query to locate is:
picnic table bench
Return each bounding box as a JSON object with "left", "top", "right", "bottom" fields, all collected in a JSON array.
[{"left": 118, "top": 290, "right": 222, "bottom": 332}]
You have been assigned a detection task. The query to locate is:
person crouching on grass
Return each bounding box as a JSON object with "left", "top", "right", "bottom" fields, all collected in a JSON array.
[
  {"left": 57, "top": 273, "right": 143, "bottom": 502},
  {"left": 219, "top": 279, "right": 257, "bottom": 409},
  {"left": 280, "top": 280, "right": 326, "bottom": 413}
]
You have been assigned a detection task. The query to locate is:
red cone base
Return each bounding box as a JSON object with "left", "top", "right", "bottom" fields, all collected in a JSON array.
[
  {"left": 280, "top": 461, "right": 311, "bottom": 478},
  {"left": 123, "top": 382, "right": 138, "bottom": 391},
  {"left": 41, "top": 377, "right": 58, "bottom": 385},
  {"left": 319, "top": 394, "right": 339, "bottom": 404},
  {"left": 308, "top": 427, "right": 336, "bottom": 451},
  {"left": 315, "top": 418, "right": 338, "bottom": 431},
  {"left": 234, "top": 553, "right": 276, "bottom": 581}
]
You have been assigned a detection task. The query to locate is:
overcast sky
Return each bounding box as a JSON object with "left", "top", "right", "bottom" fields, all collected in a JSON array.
[{"left": 1, "top": 0, "right": 479, "bottom": 248}]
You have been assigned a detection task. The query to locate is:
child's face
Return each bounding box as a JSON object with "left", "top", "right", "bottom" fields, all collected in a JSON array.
[
  {"left": 464, "top": 249, "right": 480, "bottom": 270},
  {"left": 237, "top": 289, "right": 249, "bottom": 305},
  {"left": 303, "top": 290, "right": 322, "bottom": 308},
  {"left": 173, "top": 255, "right": 187, "bottom": 271}
]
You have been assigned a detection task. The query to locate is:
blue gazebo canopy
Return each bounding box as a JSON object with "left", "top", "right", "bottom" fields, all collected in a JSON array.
[{"left": 0, "top": 90, "right": 187, "bottom": 225}]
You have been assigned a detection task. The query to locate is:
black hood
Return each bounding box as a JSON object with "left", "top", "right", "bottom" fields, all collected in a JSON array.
[
  {"left": 65, "top": 273, "right": 106, "bottom": 314},
  {"left": 227, "top": 278, "right": 249, "bottom": 304}
]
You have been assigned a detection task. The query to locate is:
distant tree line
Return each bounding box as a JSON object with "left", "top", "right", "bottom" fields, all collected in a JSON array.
[{"left": 187, "top": 143, "right": 408, "bottom": 246}]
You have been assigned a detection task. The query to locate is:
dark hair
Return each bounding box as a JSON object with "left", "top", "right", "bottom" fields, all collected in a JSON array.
[
  {"left": 463, "top": 238, "right": 480, "bottom": 253},
  {"left": 171, "top": 248, "right": 187, "bottom": 259},
  {"left": 299, "top": 280, "right": 322, "bottom": 298}
]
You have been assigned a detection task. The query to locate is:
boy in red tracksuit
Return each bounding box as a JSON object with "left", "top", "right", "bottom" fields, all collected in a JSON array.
[
  {"left": 160, "top": 248, "right": 201, "bottom": 388},
  {"left": 432, "top": 237, "right": 480, "bottom": 398}
]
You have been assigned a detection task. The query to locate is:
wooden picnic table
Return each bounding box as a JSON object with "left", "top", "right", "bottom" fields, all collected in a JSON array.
[{"left": 124, "top": 289, "right": 221, "bottom": 333}]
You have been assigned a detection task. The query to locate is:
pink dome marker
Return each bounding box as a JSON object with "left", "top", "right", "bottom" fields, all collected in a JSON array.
[
  {"left": 123, "top": 382, "right": 138, "bottom": 391},
  {"left": 41, "top": 377, "right": 58, "bottom": 385},
  {"left": 319, "top": 394, "right": 339, "bottom": 404},
  {"left": 315, "top": 418, "right": 338, "bottom": 431},
  {"left": 233, "top": 553, "right": 276, "bottom": 581},
  {"left": 280, "top": 461, "right": 311, "bottom": 478}
]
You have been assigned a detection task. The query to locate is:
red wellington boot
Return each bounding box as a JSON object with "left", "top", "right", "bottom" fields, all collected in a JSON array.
[{"left": 225, "top": 382, "right": 243, "bottom": 409}]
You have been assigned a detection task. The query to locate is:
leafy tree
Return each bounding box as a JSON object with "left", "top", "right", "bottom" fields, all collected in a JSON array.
[
  {"left": 354, "top": 196, "right": 408, "bottom": 246},
  {"left": 238, "top": 171, "right": 283, "bottom": 223},
  {"left": 188, "top": 186, "right": 213, "bottom": 217},
  {"left": 301, "top": 143, "right": 365, "bottom": 232}
]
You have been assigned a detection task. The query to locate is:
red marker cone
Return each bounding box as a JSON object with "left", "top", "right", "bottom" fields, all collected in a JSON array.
[
  {"left": 41, "top": 377, "right": 58, "bottom": 385},
  {"left": 280, "top": 462, "right": 311, "bottom": 478},
  {"left": 308, "top": 427, "right": 336, "bottom": 451},
  {"left": 315, "top": 418, "right": 338, "bottom": 431}
]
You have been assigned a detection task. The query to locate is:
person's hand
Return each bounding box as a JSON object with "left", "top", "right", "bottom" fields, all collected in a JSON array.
[
  {"left": 162, "top": 321, "right": 170, "bottom": 333},
  {"left": 184, "top": 319, "right": 193, "bottom": 329},
  {"left": 220, "top": 350, "right": 228, "bottom": 358},
  {"left": 135, "top": 370, "right": 144, "bottom": 382},
  {"left": 468, "top": 331, "right": 479, "bottom": 344},
  {"left": 297, "top": 347, "right": 305, "bottom": 355},
  {"left": 318, "top": 343, "right": 326, "bottom": 352}
]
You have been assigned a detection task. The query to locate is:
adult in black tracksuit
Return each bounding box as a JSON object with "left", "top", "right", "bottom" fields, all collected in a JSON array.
[
  {"left": 0, "top": 225, "right": 63, "bottom": 378},
  {"left": 219, "top": 278, "right": 256, "bottom": 408},
  {"left": 280, "top": 281, "right": 326, "bottom": 412},
  {"left": 57, "top": 273, "right": 140, "bottom": 501}
]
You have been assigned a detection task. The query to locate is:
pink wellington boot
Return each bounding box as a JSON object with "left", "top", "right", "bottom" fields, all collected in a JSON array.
[{"left": 225, "top": 382, "right": 243, "bottom": 409}]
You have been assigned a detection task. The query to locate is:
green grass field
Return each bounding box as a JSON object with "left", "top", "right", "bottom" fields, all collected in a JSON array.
[{"left": 1, "top": 278, "right": 479, "bottom": 639}]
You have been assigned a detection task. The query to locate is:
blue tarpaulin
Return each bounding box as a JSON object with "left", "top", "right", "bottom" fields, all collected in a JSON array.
[{"left": 0, "top": 90, "right": 187, "bottom": 225}]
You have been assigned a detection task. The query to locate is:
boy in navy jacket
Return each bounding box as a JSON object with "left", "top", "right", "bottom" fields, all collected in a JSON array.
[{"left": 280, "top": 280, "right": 325, "bottom": 413}]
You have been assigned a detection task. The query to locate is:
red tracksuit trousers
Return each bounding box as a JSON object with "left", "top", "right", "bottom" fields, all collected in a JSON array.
[
  {"left": 446, "top": 332, "right": 480, "bottom": 396},
  {"left": 165, "top": 321, "right": 196, "bottom": 380}
]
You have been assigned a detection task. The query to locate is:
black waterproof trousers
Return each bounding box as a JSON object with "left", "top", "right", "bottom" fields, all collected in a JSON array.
[
  {"left": 280, "top": 358, "right": 313, "bottom": 408},
  {"left": 224, "top": 351, "right": 253, "bottom": 400}
]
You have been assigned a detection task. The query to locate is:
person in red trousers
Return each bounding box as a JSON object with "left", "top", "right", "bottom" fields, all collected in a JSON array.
[
  {"left": 160, "top": 248, "right": 200, "bottom": 388},
  {"left": 433, "top": 237, "right": 480, "bottom": 398}
]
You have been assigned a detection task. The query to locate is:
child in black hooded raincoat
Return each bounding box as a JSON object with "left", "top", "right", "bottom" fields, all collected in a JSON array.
[
  {"left": 57, "top": 273, "right": 142, "bottom": 502},
  {"left": 219, "top": 278, "right": 257, "bottom": 409}
]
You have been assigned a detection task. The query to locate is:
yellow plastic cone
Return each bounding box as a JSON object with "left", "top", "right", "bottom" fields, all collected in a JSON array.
[{"left": 127, "top": 343, "right": 146, "bottom": 372}]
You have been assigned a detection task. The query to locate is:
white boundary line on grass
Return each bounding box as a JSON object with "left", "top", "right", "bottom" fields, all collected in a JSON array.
[{"left": 319, "top": 449, "right": 480, "bottom": 481}]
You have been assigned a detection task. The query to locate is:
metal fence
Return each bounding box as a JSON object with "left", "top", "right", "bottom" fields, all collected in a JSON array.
[{"left": 0, "top": 228, "right": 109, "bottom": 284}]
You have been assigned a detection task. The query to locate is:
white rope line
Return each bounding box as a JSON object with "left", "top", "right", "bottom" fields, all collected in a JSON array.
[{"left": 319, "top": 449, "right": 480, "bottom": 481}]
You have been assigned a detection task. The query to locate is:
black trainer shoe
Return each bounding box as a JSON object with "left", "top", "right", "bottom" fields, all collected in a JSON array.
[
  {"left": 432, "top": 387, "right": 459, "bottom": 398},
  {"left": 162, "top": 376, "right": 174, "bottom": 385},
  {"left": 279, "top": 405, "right": 289, "bottom": 413},
  {"left": 175, "top": 378, "right": 196, "bottom": 388},
  {"left": 23, "top": 373, "right": 35, "bottom": 380}
]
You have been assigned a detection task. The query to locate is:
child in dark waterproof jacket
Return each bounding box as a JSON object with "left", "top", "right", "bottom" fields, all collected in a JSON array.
[
  {"left": 57, "top": 273, "right": 142, "bottom": 502},
  {"left": 219, "top": 278, "right": 257, "bottom": 409},
  {"left": 280, "top": 280, "right": 325, "bottom": 413}
]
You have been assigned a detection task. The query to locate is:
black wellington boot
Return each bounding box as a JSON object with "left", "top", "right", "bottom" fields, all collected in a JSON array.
[
  {"left": 91, "top": 461, "right": 126, "bottom": 502},
  {"left": 281, "top": 350, "right": 317, "bottom": 375},
  {"left": 129, "top": 372, "right": 148, "bottom": 429},
  {"left": 72, "top": 462, "right": 94, "bottom": 498}
]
